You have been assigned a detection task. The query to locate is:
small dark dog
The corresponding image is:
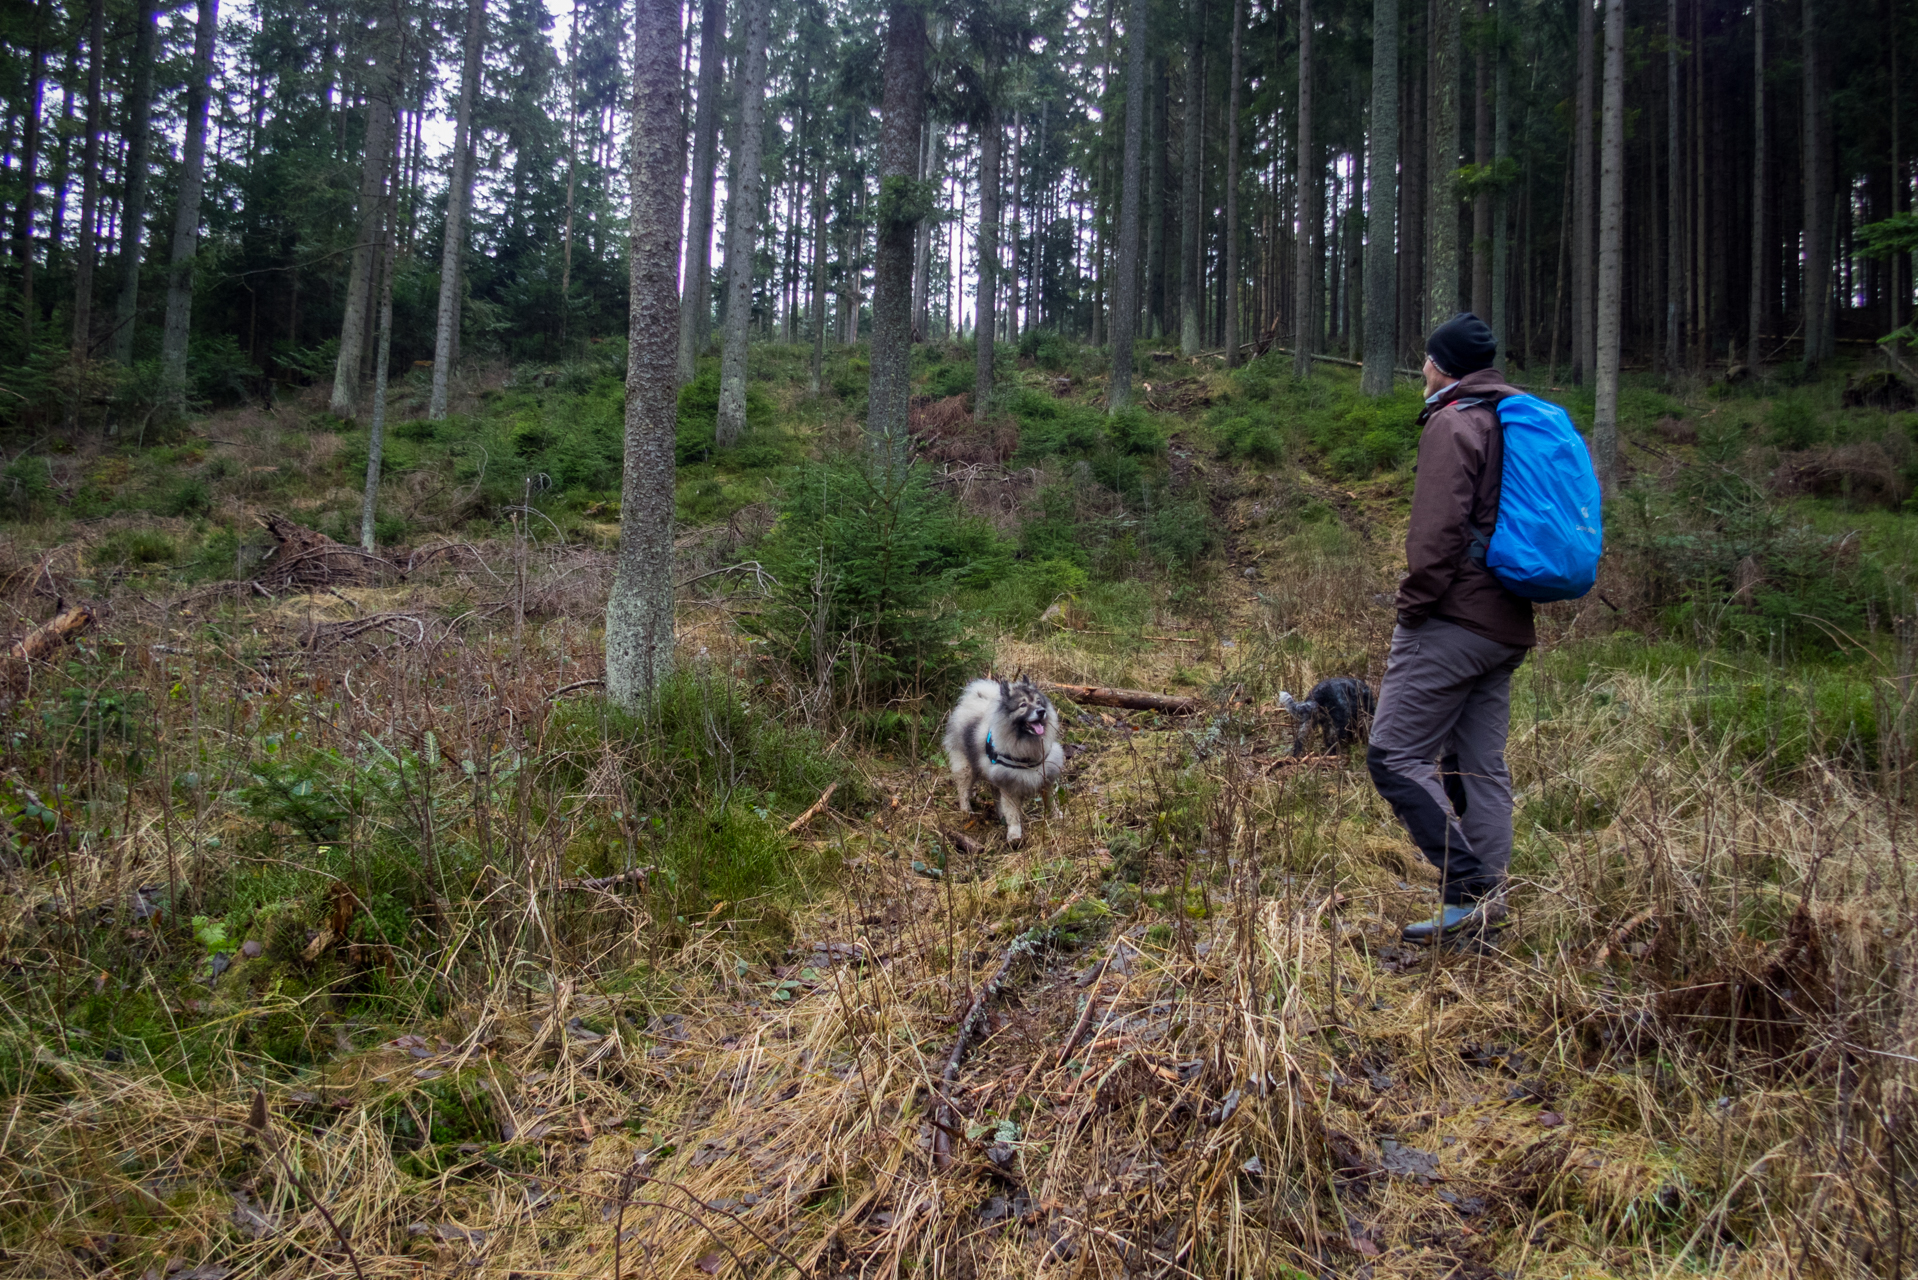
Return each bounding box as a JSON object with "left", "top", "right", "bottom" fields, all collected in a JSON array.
[
  {"left": 944, "top": 674, "right": 1065, "bottom": 842},
  {"left": 1278, "top": 677, "right": 1376, "bottom": 756}
]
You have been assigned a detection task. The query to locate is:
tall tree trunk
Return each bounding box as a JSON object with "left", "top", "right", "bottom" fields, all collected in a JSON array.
[
  {"left": 1224, "top": 0, "right": 1246, "bottom": 367},
  {"left": 606, "top": 0, "right": 687, "bottom": 710},
  {"left": 913, "top": 124, "right": 933, "bottom": 340},
  {"left": 332, "top": 11, "right": 396, "bottom": 419},
  {"left": 1399, "top": 1, "right": 1425, "bottom": 364},
  {"left": 13, "top": 5, "right": 45, "bottom": 348},
  {"left": 1363, "top": 0, "right": 1399, "bottom": 392},
  {"left": 1549, "top": 158, "right": 1570, "bottom": 376},
  {"left": 678, "top": 0, "right": 725, "bottom": 383},
  {"left": 360, "top": 140, "right": 400, "bottom": 551},
  {"left": 1747, "top": 0, "right": 1766, "bottom": 369},
  {"left": 1691, "top": 0, "right": 1704, "bottom": 361},
  {"left": 109, "top": 0, "right": 158, "bottom": 367},
  {"left": 1490, "top": 47, "right": 1509, "bottom": 364},
  {"left": 1571, "top": 0, "right": 1594, "bottom": 383},
  {"left": 1891, "top": 0, "right": 1903, "bottom": 333},
  {"left": 716, "top": 0, "right": 770, "bottom": 447},
  {"left": 810, "top": 156, "right": 827, "bottom": 395},
  {"left": 1665, "top": 0, "right": 1683, "bottom": 370},
  {"left": 160, "top": 0, "right": 218, "bottom": 403},
  {"left": 1146, "top": 62, "right": 1165, "bottom": 337},
  {"left": 1425, "top": 0, "right": 1459, "bottom": 335},
  {"left": 1007, "top": 117, "right": 1022, "bottom": 346},
  {"left": 429, "top": 0, "right": 485, "bottom": 420},
  {"left": 69, "top": 0, "right": 105, "bottom": 370},
  {"left": 1106, "top": 0, "right": 1148, "bottom": 411},
  {"left": 1801, "top": 0, "right": 1830, "bottom": 369},
  {"left": 560, "top": 0, "right": 580, "bottom": 342},
  {"left": 1594, "top": 0, "right": 1623, "bottom": 497},
  {"left": 1180, "top": 0, "right": 1205, "bottom": 355},
  {"left": 1470, "top": 0, "right": 1492, "bottom": 318},
  {"left": 868, "top": 0, "right": 928, "bottom": 454},
  {"left": 50, "top": 45, "right": 73, "bottom": 271},
  {"left": 974, "top": 105, "right": 1002, "bottom": 419},
  {"left": 1293, "top": 0, "right": 1317, "bottom": 377},
  {"left": 1345, "top": 146, "right": 1363, "bottom": 359}
]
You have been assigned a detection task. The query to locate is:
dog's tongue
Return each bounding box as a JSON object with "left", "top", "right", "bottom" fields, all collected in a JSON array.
[{"left": 1029, "top": 719, "right": 1046, "bottom": 735}]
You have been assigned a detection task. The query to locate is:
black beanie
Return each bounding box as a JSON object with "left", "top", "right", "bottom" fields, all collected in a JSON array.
[{"left": 1426, "top": 312, "right": 1497, "bottom": 377}]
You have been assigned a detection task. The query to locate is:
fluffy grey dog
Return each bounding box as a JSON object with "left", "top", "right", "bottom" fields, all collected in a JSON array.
[
  {"left": 1278, "top": 677, "right": 1377, "bottom": 756},
  {"left": 943, "top": 675, "right": 1064, "bottom": 842}
]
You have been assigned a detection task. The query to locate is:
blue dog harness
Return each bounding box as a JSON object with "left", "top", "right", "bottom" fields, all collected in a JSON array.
[{"left": 984, "top": 730, "right": 1046, "bottom": 770}]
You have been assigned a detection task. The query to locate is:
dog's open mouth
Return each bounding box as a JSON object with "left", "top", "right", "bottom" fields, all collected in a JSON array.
[{"left": 1026, "top": 715, "right": 1047, "bottom": 735}]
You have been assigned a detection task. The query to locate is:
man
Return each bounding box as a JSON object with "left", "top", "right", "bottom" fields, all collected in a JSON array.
[{"left": 1367, "top": 313, "right": 1533, "bottom": 945}]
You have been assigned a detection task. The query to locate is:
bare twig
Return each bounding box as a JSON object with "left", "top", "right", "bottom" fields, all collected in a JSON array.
[{"left": 241, "top": 1089, "right": 369, "bottom": 1280}]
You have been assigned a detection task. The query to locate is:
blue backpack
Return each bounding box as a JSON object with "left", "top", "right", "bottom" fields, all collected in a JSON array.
[{"left": 1456, "top": 392, "right": 1603, "bottom": 602}]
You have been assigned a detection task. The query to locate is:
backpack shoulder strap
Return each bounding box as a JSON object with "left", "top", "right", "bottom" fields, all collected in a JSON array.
[{"left": 1445, "top": 394, "right": 1510, "bottom": 570}]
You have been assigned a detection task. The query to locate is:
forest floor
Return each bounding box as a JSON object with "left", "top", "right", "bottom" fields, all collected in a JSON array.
[{"left": 2, "top": 340, "right": 1916, "bottom": 1279}]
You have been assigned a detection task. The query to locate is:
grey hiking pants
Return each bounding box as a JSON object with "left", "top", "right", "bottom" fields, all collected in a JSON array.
[{"left": 1365, "top": 619, "right": 1527, "bottom": 906}]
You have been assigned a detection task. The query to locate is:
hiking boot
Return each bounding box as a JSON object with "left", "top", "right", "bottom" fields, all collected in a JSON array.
[{"left": 1401, "top": 903, "right": 1493, "bottom": 944}]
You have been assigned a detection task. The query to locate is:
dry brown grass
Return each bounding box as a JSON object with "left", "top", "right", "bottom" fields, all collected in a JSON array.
[{"left": 4, "top": 435, "right": 1918, "bottom": 1279}]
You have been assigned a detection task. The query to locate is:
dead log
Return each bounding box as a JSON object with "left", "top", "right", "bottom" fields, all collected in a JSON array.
[
  {"left": 1039, "top": 681, "right": 1201, "bottom": 715},
  {"left": 9, "top": 602, "right": 95, "bottom": 664}
]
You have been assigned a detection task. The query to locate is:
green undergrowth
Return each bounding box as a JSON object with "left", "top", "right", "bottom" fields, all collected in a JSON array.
[
  {"left": 0, "top": 655, "right": 853, "bottom": 1090},
  {"left": 1525, "top": 632, "right": 1887, "bottom": 778}
]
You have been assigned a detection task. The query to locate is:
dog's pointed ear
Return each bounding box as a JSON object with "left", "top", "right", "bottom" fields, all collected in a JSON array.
[{"left": 998, "top": 677, "right": 1011, "bottom": 700}]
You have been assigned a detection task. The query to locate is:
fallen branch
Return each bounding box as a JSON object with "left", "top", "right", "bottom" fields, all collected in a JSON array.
[
  {"left": 1058, "top": 954, "right": 1117, "bottom": 1068},
  {"left": 1051, "top": 627, "right": 1203, "bottom": 644},
  {"left": 544, "top": 677, "right": 606, "bottom": 701},
  {"left": 1012, "top": 935, "right": 1123, "bottom": 1102},
  {"left": 558, "top": 867, "right": 654, "bottom": 893},
  {"left": 299, "top": 613, "right": 424, "bottom": 651},
  {"left": 1260, "top": 344, "right": 1423, "bottom": 378},
  {"left": 675, "top": 560, "right": 778, "bottom": 592},
  {"left": 405, "top": 541, "right": 505, "bottom": 582},
  {"left": 1592, "top": 908, "right": 1658, "bottom": 965},
  {"left": 784, "top": 782, "right": 838, "bottom": 834},
  {"left": 9, "top": 602, "right": 95, "bottom": 664},
  {"left": 1040, "top": 681, "right": 1200, "bottom": 715},
  {"left": 933, "top": 898, "right": 1084, "bottom": 1171},
  {"left": 1259, "top": 753, "right": 1344, "bottom": 774},
  {"left": 939, "top": 828, "right": 986, "bottom": 859}
]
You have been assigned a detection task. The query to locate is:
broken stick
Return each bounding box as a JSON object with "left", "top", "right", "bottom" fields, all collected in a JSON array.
[{"left": 784, "top": 782, "right": 838, "bottom": 834}]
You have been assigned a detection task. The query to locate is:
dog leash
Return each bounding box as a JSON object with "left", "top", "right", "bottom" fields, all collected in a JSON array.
[{"left": 984, "top": 730, "right": 1047, "bottom": 771}]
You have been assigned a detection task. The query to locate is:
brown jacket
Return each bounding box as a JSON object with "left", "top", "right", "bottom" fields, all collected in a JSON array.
[{"left": 1395, "top": 368, "right": 1536, "bottom": 648}]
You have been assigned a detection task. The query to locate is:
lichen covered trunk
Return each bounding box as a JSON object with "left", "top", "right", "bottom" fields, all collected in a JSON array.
[{"left": 605, "top": 0, "right": 687, "bottom": 709}]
